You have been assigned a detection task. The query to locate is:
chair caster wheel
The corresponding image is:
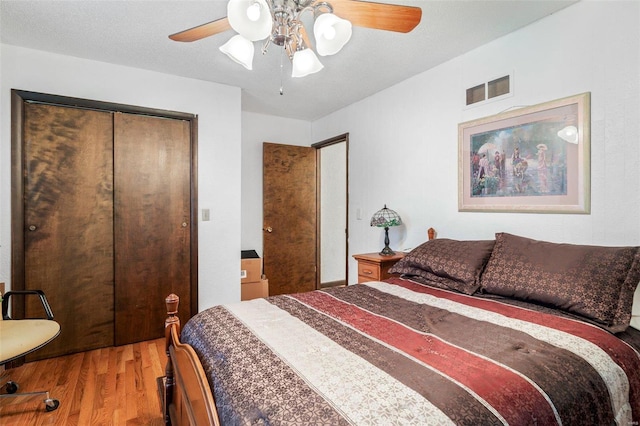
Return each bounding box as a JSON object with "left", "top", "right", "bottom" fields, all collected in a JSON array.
[
  {"left": 5, "top": 381, "right": 19, "bottom": 394},
  {"left": 45, "top": 398, "right": 60, "bottom": 412}
]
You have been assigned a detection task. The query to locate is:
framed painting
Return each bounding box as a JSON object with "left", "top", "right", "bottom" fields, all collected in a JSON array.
[{"left": 458, "top": 92, "right": 590, "bottom": 213}]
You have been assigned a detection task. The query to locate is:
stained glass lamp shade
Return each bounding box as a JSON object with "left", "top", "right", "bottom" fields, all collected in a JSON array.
[{"left": 370, "top": 205, "right": 402, "bottom": 256}]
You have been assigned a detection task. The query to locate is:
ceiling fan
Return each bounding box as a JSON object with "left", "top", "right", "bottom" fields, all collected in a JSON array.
[{"left": 169, "top": 0, "right": 422, "bottom": 79}]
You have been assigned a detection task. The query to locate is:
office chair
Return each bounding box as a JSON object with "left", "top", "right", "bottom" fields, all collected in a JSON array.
[{"left": 0, "top": 290, "right": 60, "bottom": 412}]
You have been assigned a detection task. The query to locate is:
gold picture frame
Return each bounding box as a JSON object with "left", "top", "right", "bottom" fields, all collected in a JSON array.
[{"left": 458, "top": 92, "right": 590, "bottom": 213}]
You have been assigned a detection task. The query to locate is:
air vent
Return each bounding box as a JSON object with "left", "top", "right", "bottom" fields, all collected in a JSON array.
[{"left": 466, "top": 74, "right": 511, "bottom": 106}]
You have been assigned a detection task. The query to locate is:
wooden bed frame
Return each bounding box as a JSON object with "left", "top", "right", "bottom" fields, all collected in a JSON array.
[
  {"left": 161, "top": 228, "right": 436, "bottom": 425},
  {"left": 162, "top": 294, "right": 220, "bottom": 426}
]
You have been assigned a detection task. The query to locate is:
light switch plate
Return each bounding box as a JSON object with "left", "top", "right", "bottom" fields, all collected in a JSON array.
[{"left": 202, "top": 208, "right": 210, "bottom": 221}]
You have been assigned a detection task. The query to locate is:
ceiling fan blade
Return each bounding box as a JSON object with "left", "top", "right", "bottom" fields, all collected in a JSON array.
[
  {"left": 299, "top": 25, "right": 313, "bottom": 50},
  {"left": 169, "top": 17, "right": 232, "bottom": 42},
  {"left": 329, "top": 0, "right": 422, "bottom": 33}
]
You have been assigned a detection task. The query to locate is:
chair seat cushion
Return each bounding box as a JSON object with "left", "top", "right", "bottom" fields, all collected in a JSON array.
[{"left": 0, "top": 320, "right": 60, "bottom": 363}]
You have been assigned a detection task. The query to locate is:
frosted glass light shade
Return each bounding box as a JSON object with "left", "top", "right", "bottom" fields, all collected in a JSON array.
[
  {"left": 227, "top": 0, "right": 272, "bottom": 41},
  {"left": 291, "top": 49, "right": 324, "bottom": 78},
  {"left": 219, "top": 35, "right": 254, "bottom": 70},
  {"left": 313, "top": 13, "right": 352, "bottom": 56}
]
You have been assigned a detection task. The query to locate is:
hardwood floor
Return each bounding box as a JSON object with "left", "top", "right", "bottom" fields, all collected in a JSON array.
[{"left": 0, "top": 338, "right": 166, "bottom": 426}]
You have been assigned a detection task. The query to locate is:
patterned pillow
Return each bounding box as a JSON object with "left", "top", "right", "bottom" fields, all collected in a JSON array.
[
  {"left": 389, "top": 239, "right": 495, "bottom": 295},
  {"left": 480, "top": 233, "right": 640, "bottom": 333}
]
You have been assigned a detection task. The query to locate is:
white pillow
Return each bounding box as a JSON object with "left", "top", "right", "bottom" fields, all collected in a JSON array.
[{"left": 631, "top": 285, "right": 640, "bottom": 330}]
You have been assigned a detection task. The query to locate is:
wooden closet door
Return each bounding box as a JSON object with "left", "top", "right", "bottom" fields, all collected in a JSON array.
[
  {"left": 114, "top": 113, "right": 192, "bottom": 345},
  {"left": 24, "top": 103, "right": 114, "bottom": 360}
]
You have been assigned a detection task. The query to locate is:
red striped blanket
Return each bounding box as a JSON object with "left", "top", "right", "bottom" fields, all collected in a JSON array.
[{"left": 182, "top": 277, "right": 640, "bottom": 425}]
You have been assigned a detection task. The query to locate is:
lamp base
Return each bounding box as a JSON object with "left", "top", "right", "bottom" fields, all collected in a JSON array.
[
  {"left": 379, "top": 227, "right": 395, "bottom": 256},
  {"left": 379, "top": 246, "right": 396, "bottom": 256}
]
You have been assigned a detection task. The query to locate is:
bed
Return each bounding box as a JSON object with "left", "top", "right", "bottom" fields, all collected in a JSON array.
[{"left": 162, "top": 231, "right": 640, "bottom": 425}]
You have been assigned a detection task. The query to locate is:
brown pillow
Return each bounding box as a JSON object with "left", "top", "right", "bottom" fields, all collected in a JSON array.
[
  {"left": 480, "top": 233, "right": 640, "bottom": 333},
  {"left": 389, "top": 239, "right": 495, "bottom": 295}
]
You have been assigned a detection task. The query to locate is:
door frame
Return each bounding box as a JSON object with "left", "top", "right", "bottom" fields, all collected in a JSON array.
[
  {"left": 311, "top": 133, "right": 349, "bottom": 289},
  {"left": 10, "top": 89, "right": 199, "bottom": 318}
]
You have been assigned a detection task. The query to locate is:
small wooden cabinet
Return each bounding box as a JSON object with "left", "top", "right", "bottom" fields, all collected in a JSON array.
[{"left": 353, "top": 252, "right": 406, "bottom": 283}]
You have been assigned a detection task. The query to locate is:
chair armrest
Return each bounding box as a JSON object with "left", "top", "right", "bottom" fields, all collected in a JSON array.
[{"left": 2, "top": 290, "right": 55, "bottom": 321}]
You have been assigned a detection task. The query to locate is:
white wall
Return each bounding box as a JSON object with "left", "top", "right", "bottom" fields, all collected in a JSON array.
[
  {"left": 0, "top": 45, "right": 242, "bottom": 309},
  {"left": 241, "top": 111, "right": 311, "bottom": 256},
  {"left": 5, "top": 1, "right": 637, "bottom": 300},
  {"left": 312, "top": 1, "right": 640, "bottom": 285}
]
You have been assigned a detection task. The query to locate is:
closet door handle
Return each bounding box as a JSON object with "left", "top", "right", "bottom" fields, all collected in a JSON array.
[
  {"left": 28, "top": 225, "right": 37, "bottom": 231},
  {"left": 181, "top": 222, "right": 188, "bottom": 228}
]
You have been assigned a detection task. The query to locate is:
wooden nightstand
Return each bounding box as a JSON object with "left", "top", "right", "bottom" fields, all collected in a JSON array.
[{"left": 352, "top": 252, "right": 406, "bottom": 283}]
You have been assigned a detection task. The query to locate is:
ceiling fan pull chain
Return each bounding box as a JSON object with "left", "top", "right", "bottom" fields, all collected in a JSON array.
[{"left": 279, "top": 47, "right": 285, "bottom": 95}]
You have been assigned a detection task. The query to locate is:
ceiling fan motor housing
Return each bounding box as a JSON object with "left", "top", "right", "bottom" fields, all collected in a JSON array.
[{"left": 272, "top": 10, "right": 293, "bottom": 46}]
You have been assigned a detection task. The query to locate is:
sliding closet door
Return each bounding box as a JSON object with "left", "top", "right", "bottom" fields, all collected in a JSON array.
[
  {"left": 114, "top": 113, "right": 192, "bottom": 345},
  {"left": 23, "top": 103, "right": 115, "bottom": 360}
]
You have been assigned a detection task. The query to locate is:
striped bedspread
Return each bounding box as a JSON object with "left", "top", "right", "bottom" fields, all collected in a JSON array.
[{"left": 182, "top": 277, "right": 640, "bottom": 425}]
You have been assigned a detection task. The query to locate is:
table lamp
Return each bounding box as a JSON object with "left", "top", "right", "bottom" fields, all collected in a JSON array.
[{"left": 370, "top": 205, "right": 402, "bottom": 256}]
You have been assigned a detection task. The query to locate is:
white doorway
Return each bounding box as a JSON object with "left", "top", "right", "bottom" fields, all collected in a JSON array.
[{"left": 314, "top": 134, "right": 348, "bottom": 288}]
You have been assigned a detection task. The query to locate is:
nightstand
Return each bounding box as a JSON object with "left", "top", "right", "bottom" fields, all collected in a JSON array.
[{"left": 352, "top": 252, "right": 406, "bottom": 283}]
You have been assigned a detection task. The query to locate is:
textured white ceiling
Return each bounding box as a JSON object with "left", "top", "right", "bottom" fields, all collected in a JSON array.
[{"left": 0, "top": 0, "right": 576, "bottom": 120}]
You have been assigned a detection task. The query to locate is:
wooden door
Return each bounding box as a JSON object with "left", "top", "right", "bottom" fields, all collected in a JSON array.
[
  {"left": 114, "top": 113, "right": 192, "bottom": 345},
  {"left": 23, "top": 103, "right": 115, "bottom": 360},
  {"left": 263, "top": 143, "right": 317, "bottom": 296}
]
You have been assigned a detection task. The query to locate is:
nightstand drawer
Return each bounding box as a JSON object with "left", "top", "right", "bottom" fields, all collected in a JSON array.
[
  {"left": 358, "top": 262, "right": 381, "bottom": 280},
  {"left": 353, "top": 252, "right": 405, "bottom": 284}
]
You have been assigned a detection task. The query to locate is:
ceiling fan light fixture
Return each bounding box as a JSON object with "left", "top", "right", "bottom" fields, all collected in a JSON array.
[
  {"left": 171, "top": 0, "right": 422, "bottom": 84},
  {"left": 313, "top": 13, "right": 352, "bottom": 56},
  {"left": 227, "top": 0, "right": 272, "bottom": 41},
  {"left": 246, "top": 3, "right": 262, "bottom": 21},
  {"left": 219, "top": 35, "right": 255, "bottom": 70},
  {"left": 292, "top": 48, "right": 324, "bottom": 78},
  {"left": 170, "top": 0, "right": 423, "bottom": 79}
]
